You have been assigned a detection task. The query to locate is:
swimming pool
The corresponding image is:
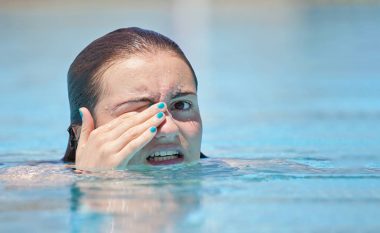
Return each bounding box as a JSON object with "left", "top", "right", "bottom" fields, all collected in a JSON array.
[{"left": 1, "top": 1, "right": 380, "bottom": 232}]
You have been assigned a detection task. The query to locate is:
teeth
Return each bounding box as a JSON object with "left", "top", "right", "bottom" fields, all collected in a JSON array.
[
  {"left": 152, "top": 151, "right": 178, "bottom": 157},
  {"left": 147, "top": 151, "right": 181, "bottom": 162}
]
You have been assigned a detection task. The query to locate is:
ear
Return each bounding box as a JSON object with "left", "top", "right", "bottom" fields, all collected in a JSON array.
[
  {"left": 63, "top": 124, "right": 81, "bottom": 162},
  {"left": 67, "top": 124, "right": 81, "bottom": 142},
  {"left": 72, "top": 124, "right": 82, "bottom": 140}
]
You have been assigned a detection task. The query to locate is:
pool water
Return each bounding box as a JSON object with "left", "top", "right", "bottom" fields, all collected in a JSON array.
[
  {"left": 1, "top": 1, "right": 380, "bottom": 232},
  {"left": 1, "top": 157, "right": 380, "bottom": 232}
]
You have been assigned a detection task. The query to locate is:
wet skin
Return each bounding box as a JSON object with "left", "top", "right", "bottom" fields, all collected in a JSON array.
[{"left": 75, "top": 51, "right": 202, "bottom": 171}]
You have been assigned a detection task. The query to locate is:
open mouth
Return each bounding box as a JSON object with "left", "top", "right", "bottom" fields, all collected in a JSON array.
[{"left": 146, "top": 150, "right": 184, "bottom": 165}]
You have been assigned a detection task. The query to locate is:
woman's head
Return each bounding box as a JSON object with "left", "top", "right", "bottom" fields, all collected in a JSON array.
[
  {"left": 64, "top": 27, "right": 202, "bottom": 165},
  {"left": 67, "top": 27, "right": 197, "bottom": 125}
]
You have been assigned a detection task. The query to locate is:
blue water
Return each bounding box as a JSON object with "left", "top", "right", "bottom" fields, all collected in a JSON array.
[{"left": 1, "top": 1, "right": 380, "bottom": 232}]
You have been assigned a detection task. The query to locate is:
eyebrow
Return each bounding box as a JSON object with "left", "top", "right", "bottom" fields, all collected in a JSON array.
[
  {"left": 171, "top": 91, "right": 197, "bottom": 99},
  {"left": 112, "top": 90, "right": 197, "bottom": 112}
]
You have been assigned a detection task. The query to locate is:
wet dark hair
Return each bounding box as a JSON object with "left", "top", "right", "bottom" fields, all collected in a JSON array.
[{"left": 63, "top": 27, "right": 197, "bottom": 162}]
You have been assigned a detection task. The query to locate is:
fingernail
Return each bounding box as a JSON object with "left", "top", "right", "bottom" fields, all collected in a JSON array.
[
  {"left": 150, "top": 126, "right": 157, "bottom": 133},
  {"left": 156, "top": 112, "right": 164, "bottom": 119},
  {"left": 79, "top": 109, "right": 83, "bottom": 119},
  {"left": 157, "top": 102, "right": 165, "bottom": 109}
]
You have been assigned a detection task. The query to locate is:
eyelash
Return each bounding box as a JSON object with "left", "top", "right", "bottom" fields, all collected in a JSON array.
[{"left": 170, "top": 100, "right": 192, "bottom": 112}]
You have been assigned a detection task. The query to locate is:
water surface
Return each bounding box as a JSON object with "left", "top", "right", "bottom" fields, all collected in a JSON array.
[{"left": 1, "top": 1, "right": 380, "bottom": 232}]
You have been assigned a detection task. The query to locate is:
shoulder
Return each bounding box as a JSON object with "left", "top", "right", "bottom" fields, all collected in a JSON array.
[{"left": 200, "top": 152, "right": 208, "bottom": 159}]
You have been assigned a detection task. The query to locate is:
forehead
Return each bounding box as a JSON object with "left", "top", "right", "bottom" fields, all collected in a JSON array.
[{"left": 99, "top": 52, "right": 196, "bottom": 101}]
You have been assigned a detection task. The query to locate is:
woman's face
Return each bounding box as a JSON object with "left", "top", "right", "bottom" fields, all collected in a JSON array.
[{"left": 93, "top": 51, "right": 202, "bottom": 166}]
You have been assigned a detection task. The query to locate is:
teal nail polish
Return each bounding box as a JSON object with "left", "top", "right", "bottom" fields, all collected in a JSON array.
[
  {"left": 150, "top": 126, "right": 157, "bottom": 133},
  {"left": 79, "top": 109, "right": 83, "bottom": 119},
  {"left": 156, "top": 112, "right": 164, "bottom": 119},
  {"left": 157, "top": 102, "right": 165, "bottom": 109}
]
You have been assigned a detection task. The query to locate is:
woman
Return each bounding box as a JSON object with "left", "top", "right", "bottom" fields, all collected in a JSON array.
[{"left": 63, "top": 27, "right": 205, "bottom": 171}]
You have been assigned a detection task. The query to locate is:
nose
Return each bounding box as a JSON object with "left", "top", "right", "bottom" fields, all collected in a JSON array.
[{"left": 155, "top": 112, "right": 180, "bottom": 141}]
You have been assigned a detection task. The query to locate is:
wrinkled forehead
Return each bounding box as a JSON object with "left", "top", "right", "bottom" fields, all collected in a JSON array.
[
  {"left": 98, "top": 52, "right": 196, "bottom": 102},
  {"left": 112, "top": 83, "right": 189, "bottom": 101}
]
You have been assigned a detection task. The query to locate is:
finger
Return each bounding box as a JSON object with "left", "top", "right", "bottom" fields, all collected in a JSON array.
[
  {"left": 115, "top": 126, "right": 159, "bottom": 167},
  {"left": 104, "top": 102, "right": 167, "bottom": 139},
  {"left": 111, "top": 111, "right": 166, "bottom": 152},
  {"left": 77, "top": 107, "right": 95, "bottom": 146}
]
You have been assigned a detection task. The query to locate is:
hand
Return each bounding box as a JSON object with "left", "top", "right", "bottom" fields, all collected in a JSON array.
[{"left": 75, "top": 102, "right": 167, "bottom": 171}]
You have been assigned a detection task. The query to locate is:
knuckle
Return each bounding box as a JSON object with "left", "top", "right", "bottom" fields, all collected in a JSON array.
[
  {"left": 127, "top": 141, "right": 138, "bottom": 152},
  {"left": 99, "top": 144, "right": 111, "bottom": 155},
  {"left": 90, "top": 129, "right": 100, "bottom": 137},
  {"left": 126, "top": 128, "right": 139, "bottom": 139},
  {"left": 94, "top": 134, "right": 107, "bottom": 145},
  {"left": 98, "top": 123, "right": 112, "bottom": 132},
  {"left": 127, "top": 116, "right": 140, "bottom": 126},
  {"left": 87, "top": 132, "right": 96, "bottom": 142},
  {"left": 121, "top": 114, "right": 131, "bottom": 120},
  {"left": 117, "top": 148, "right": 132, "bottom": 159},
  {"left": 121, "top": 112, "right": 137, "bottom": 121}
]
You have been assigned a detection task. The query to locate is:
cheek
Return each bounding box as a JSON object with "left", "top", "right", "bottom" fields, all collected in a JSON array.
[{"left": 178, "top": 115, "right": 203, "bottom": 145}]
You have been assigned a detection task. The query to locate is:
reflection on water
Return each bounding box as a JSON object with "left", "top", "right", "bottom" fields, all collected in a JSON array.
[
  {"left": 70, "top": 169, "right": 204, "bottom": 232},
  {"left": 1, "top": 1, "right": 380, "bottom": 232},
  {"left": 1, "top": 156, "right": 380, "bottom": 232}
]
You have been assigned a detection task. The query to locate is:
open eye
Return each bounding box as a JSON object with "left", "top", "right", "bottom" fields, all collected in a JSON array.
[{"left": 171, "top": 101, "right": 192, "bottom": 111}]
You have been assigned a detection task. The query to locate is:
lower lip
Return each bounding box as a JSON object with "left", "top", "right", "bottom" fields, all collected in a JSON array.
[{"left": 147, "top": 156, "right": 184, "bottom": 166}]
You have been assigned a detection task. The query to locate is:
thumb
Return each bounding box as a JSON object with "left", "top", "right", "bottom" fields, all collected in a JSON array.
[{"left": 78, "top": 107, "right": 94, "bottom": 146}]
